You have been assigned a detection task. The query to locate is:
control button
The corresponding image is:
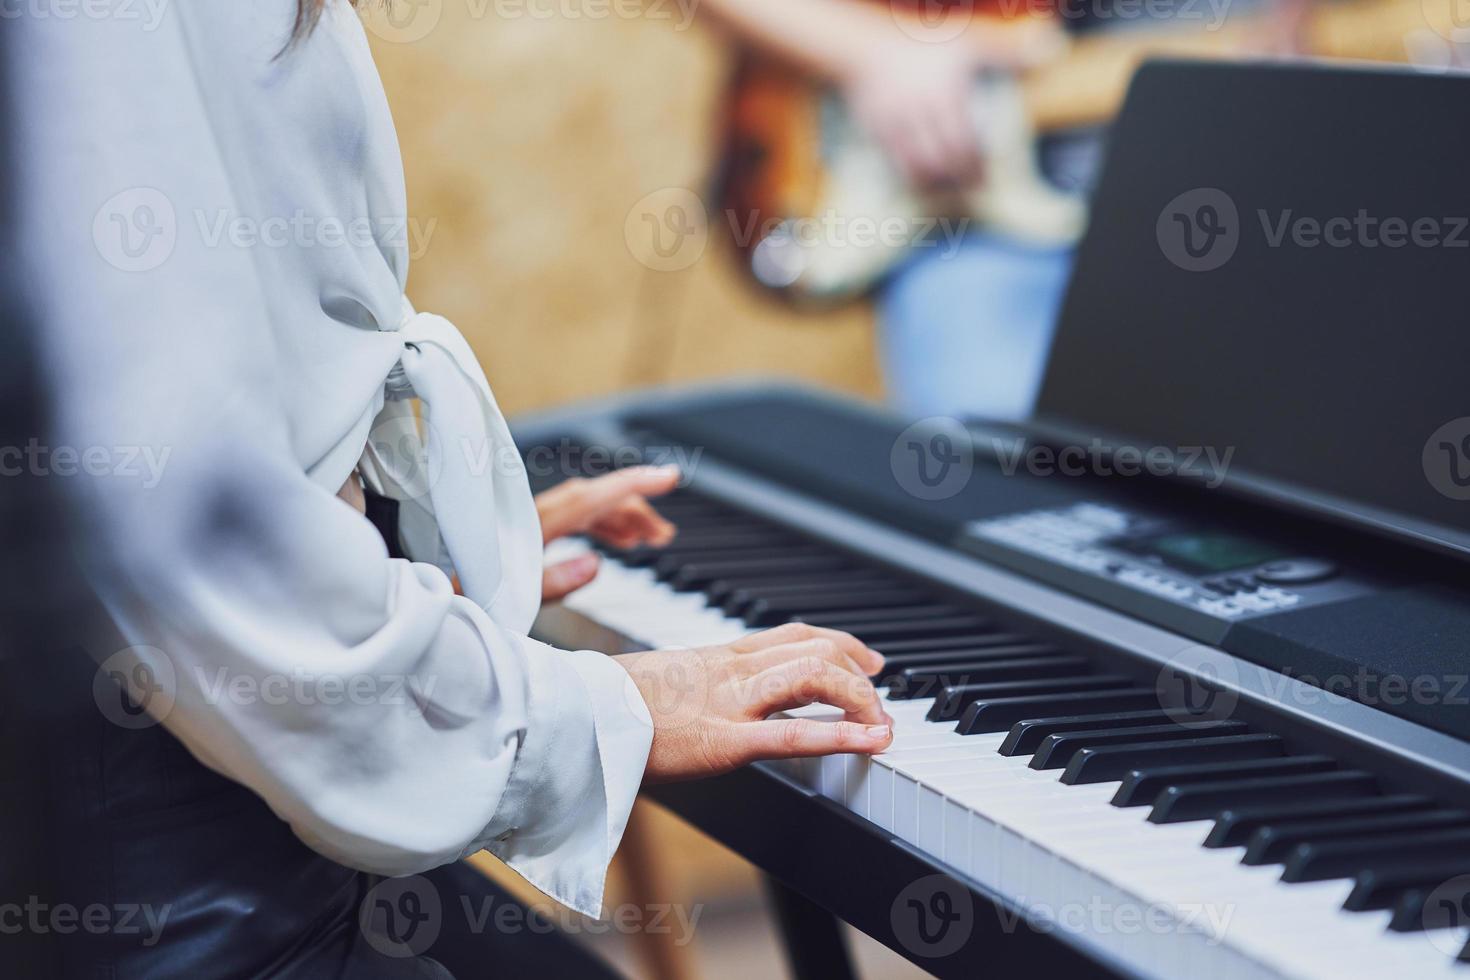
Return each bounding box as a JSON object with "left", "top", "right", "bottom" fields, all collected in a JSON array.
[
  {"left": 1254, "top": 558, "right": 1339, "bottom": 585},
  {"left": 1226, "top": 577, "right": 1258, "bottom": 592}
]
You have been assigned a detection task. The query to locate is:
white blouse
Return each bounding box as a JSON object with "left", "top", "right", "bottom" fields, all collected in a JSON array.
[{"left": 12, "top": 0, "right": 651, "bottom": 917}]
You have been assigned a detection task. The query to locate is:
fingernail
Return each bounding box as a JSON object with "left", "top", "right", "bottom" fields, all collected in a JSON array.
[{"left": 866, "top": 725, "right": 891, "bottom": 740}]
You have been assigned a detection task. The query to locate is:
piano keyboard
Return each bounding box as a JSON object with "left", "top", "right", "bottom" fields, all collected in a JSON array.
[{"left": 540, "top": 489, "right": 1470, "bottom": 980}]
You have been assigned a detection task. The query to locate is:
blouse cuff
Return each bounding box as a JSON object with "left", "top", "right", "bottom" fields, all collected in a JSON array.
[{"left": 473, "top": 639, "right": 653, "bottom": 918}]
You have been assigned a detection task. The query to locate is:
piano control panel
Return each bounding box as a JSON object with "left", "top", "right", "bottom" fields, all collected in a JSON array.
[{"left": 959, "top": 502, "right": 1372, "bottom": 643}]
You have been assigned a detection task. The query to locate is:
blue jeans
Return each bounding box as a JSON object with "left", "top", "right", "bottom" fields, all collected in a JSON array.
[{"left": 878, "top": 232, "right": 1074, "bottom": 422}]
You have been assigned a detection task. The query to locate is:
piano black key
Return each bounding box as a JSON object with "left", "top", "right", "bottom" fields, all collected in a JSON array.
[
  {"left": 710, "top": 571, "right": 896, "bottom": 607},
  {"left": 647, "top": 500, "right": 733, "bottom": 522},
  {"left": 1029, "top": 719, "right": 1246, "bottom": 775},
  {"left": 1205, "top": 794, "right": 1433, "bottom": 849},
  {"left": 1281, "top": 828, "right": 1470, "bottom": 884},
  {"left": 875, "top": 635, "right": 1031, "bottom": 656},
  {"left": 876, "top": 643, "right": 1056, "bottom": 686},
  {"left": 1111, "top": 755, "right": 1337, "bottom": 807},
  {"left": 616, "top": 529, "right": 797, "bottom": 565},
  {"left": 1027, "top": 721, "right": 1250, "bottom": 770},
  {"left": 1151, "top": 771, "right": 1378, "bottom": 825},
  {"left": 1344, "top": 859, "right": 1470, "bottom": 912},
  {"left": 634, "top": 523, "right": 788, "bottom": 546},
  {"left": 670, "top": 555, "right": 853, "bottom": 591},
  {"left": 1242, "top": 809, "right": 1470, "bottom": 866},
  {"left": 1389, "top": 878, "right": 1470, "bottom": 932},
  {"left": 792, "top": 605, "right": 966, "bottom": 629},
  {"left": 742, "top": 588, "right": 930, "bottom": 626},
  {"left": 1061, "top": 733, "right": 1283, "bottom": 785},
  {"left": 929, "top": 675, "right": 1134, "bottom": 723},
  {"left": 656, "top": 546, "right": 833, "bottom": 580},
  {"left": 801, "top": 615, "right": 993, "bottom": 643},
  {"left": 956, "top": 689, "right": 1163, "bottom": 735},
  {"left": 1000, "top": 710, "right": 1181, "bottom": 756},
  {"left": 644, "top": 510, "right": 745, "bottom": 532},
  {"left": 887, "top": 655, "right": 1089, "bottom": 701}
]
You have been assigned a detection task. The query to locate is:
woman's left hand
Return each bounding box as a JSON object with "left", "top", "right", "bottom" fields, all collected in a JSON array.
[{"left": 536, "top": 466, "right": 681, "bottom": 601}]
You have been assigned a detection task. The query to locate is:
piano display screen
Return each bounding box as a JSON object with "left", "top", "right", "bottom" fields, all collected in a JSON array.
[
  {"left": 1118, "top": 532, "right": 1289, "bottom": 576},
  {"left": 1034, "top": 62, "right": 1470, "bottom": 560}
]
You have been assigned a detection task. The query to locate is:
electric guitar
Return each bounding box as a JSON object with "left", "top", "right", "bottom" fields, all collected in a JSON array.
[{"left": 713, "top": 0, "right": 1429, "bottom": 306}]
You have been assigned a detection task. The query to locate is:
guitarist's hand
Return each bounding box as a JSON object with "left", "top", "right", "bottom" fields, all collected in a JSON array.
[
  {"left": 842, "top": 37, "right": 991, "bottom": 189},
  {"left": 841, "top": 16, "right": 1064, "bottom": 192}
]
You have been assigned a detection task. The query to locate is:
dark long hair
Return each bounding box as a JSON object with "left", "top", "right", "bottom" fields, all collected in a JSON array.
[{"left": 292, "top": 0, "right": 363, "bottom": 43}]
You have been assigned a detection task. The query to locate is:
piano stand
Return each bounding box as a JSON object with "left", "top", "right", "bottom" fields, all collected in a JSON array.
[{"left": 765, "top": 877, "right": 857, "bottom": 980}]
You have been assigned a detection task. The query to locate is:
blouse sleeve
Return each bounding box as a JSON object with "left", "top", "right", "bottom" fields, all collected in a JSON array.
[{"left": 10, "top": 5, "right": 651, "bottom": 917}]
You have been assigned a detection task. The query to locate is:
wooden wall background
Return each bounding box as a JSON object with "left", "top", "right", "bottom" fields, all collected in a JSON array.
[{"left": 366, "top": 1, "right": 884, "bottom": 418}]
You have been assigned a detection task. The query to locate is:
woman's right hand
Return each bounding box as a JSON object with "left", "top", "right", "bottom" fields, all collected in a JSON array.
[{"left": 616, "top": 623, "right": 896, "bottom": 783}]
